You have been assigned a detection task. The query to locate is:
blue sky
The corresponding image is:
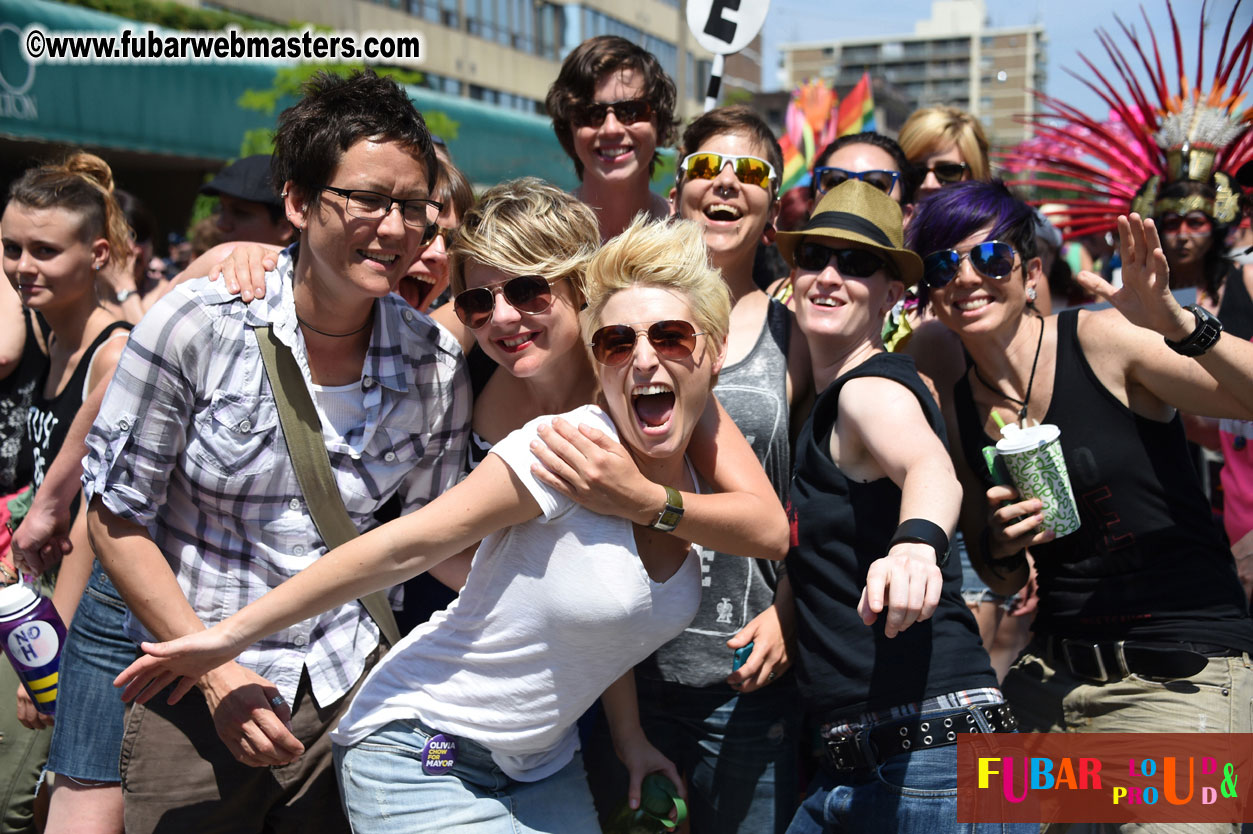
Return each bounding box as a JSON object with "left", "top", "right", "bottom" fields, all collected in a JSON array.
[{"left": 760, "top": 0, "right": 1247, "bottom": 119}]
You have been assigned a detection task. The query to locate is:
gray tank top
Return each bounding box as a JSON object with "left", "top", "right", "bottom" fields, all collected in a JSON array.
[{"left": 637, "top": 298, "right": 793, "bottom": 688}]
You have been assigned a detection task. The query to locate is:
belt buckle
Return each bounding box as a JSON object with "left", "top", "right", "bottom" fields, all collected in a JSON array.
[
  {"left": 824, "top": 730, "right": 867, "bottom": 772},
  {"left": 1061, "top": 639, "right": 1110, "bottom": 682}
]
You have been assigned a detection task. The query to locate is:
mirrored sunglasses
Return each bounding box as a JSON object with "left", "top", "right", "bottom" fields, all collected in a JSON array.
[
  {"left": 679, "top": 152, "right": 777, "bottom": 190},
  {"left": 794, "top": 242, "right": 888, "bottom": 277},
  {"left": 453, "top": 274, "right": 563, "bottom": 329},
  {"left": 813, "top": 167, "right": 900, "bottom": 197},
  {"left": 589, "top": 320, "right": 704, "bottom": 366},
  {"left": 922, "top": 240, "right": 1017, "bottom": 288},
  {"left": 918, "top": 161, "right": 971, "bottom": 184},
  {"left": 573, "top": 98, "right": 653, "bottom": 128}
]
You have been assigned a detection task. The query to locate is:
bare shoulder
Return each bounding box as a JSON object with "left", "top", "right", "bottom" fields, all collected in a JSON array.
[{"left": 839, "top": 374, "right": 925, "bottom": 424}]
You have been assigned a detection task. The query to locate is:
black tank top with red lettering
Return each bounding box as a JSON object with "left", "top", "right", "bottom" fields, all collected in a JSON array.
[{"left": 954, "top": 309, "right": 1253, "bottom": 649}]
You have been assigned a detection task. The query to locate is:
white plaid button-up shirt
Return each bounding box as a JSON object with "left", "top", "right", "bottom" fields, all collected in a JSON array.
[{"left": 84, "top": 248, "right": 470, "bottom": 707}]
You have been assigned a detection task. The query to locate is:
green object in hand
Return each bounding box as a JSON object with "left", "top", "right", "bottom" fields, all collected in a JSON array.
[{"left": 603, "top": 773, "right": 688, "bottom": 833}]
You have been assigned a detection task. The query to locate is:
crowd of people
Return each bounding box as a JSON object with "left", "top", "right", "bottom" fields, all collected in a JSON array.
[{"left": 2, "top": 19, "right": 1253, "bottom": 834}]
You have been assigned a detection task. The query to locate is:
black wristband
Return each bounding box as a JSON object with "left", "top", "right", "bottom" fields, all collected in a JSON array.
[
  {"left": 888, "top": 518, "right": 951, "bottom": 568},
  {"left": 1164, "top": 304, "right": 1223, "bottom": 357}
]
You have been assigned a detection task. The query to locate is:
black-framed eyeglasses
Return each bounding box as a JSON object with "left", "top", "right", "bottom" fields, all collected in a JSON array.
[
  {"left": 922, "top": 240, "right": 1018, "bottom": 288},
  {"left": 319, "top": 185, "right": 442, "bottom": 239},
  {"left": 812, "top": 167, "right": 900, "bottom": 197},
  {"left": 917, "top": 161, "right": 970, "bottom": 184},
  {"left": 453, "top": 274, "right": 566, "bottom": 329},
  {"left": 589, "top": 320, "right": 705, "bottom": 366},
  {"left": 794, "top": 242, "right": 887, "bottom": 277},
  {"left": 572, "top": 98, "right": 653, "bottom": 128}
]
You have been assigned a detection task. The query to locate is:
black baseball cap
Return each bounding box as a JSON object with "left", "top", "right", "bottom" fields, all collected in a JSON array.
[{"left": 200, "top": 155, "right": 281, "bottom": 207}]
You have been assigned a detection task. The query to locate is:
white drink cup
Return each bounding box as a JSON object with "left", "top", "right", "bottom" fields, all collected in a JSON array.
[{"left": 994, "top": 424, "right": 1081, "bottom": 538}]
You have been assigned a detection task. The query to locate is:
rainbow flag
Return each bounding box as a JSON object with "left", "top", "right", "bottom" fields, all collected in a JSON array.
[
  {"left": 778, "top": 80, "right": 838, "bottom": 192},
  {"left": 837, "top": 73, "right": 876, "bottom": 135}
]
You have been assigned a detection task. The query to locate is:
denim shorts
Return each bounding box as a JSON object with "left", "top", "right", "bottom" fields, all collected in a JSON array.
[
  {"left": 334, "top": 719, "right": 600, "bottom": 834},
  {"left": 45, "top": 560, "right": 133, "bottom": 782},
  {"left": 957, "top": 534, "right": 1012, "bottom": 608}
]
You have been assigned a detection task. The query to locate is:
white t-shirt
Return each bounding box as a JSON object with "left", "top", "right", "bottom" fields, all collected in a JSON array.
[{"left": 332, "top": 404, "right": 702, "bottom": 781}]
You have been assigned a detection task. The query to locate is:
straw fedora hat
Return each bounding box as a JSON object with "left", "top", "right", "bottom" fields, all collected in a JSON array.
[{"left": 776, "top": 180, "right": 922, "bottom": 285}]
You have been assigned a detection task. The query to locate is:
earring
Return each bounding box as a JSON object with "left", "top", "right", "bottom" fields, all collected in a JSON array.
[
  {"left": 93, "top": 263, "right": 102, "bottom": 272},
  {"left": 1026, "top": 286, "right": 1037, "bottom": 302}
]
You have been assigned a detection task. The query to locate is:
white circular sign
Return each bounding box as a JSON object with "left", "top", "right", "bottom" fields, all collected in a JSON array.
[
  {"left": 7, "top": 620, "right": 60, "bottom": 669},
  {"left": 685, "top": 0, "right": 771, "bottom": 56}
]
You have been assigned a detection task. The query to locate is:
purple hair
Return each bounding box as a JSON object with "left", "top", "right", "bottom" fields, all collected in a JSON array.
[{"left": 906, "top": 180, "right": 1037, "bottom": 305}]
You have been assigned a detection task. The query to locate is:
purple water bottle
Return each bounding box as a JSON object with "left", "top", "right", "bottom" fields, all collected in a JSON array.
[{"left": 0, "top": 581, "right": 67, "bottom": 715}]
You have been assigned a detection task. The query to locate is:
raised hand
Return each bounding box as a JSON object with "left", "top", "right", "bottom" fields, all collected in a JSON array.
[{"left": 1073, "top": 214, "right": 1195, "bottom": 340}]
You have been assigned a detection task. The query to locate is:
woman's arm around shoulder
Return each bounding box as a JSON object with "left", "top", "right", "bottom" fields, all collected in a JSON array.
[{"left": 529, "top": 396, "right": 789, "bottom": 561}]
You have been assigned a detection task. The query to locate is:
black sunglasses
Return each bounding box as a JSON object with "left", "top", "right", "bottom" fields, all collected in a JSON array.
[
  {"left": 572, "top": 98, "right": 653, "bottom": 128},
  {"left": 453, "top": 275, "right": 564, "bottom": 329},
  {"left": 922, "top": 241, "right": 1017, "bottom": 288},
  {"left": 812, "top": 167, "right": 900, "bottom": 197},
  {"left": 794, "top": 242, "right": 887, "bottom": 277},
  {"left": 589, "top": 320, "right": 704, "bottom": 366},
  {"left": 917, "top": 161, "right": 970, "bottom": 184}
]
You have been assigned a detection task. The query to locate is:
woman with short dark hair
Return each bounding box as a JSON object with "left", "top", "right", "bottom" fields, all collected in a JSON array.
[
  {"left": 545, "top": 36, "right": 677, "bottom": 240},
  {"left": 908, "top": 179, "right": 1253, "bottom": 749}
]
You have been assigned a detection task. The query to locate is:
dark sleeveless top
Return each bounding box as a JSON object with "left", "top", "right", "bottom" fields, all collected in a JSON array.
[
  {"left": 0, "top": 312, "right": 49, "bottom": 494},
  {"left": 953, "top": 309, "right": 1253, "bottom": 649},
  {"left": 26, "top": 321, "right": 130, "bottom": 503},
  {"left": 638, "top": 298, "right": 792, "bottom": 688},
  {"left": 788, "top": 352, "right": 995, "bottom": 721},
  {"left": 1218, "top": 263, "right": 1253, "bottom": 341}
]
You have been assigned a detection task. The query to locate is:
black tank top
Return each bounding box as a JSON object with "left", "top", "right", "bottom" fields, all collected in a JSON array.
[
  {"left": 954, "top": 309, "right": 1253, "bottom": 649},
  {"left": 1218, "top": 264, "right": 1253, "bottom": 341},
  {"left": 26, "top": 321, "right": 130, "bottom": 501},
  {"left": 0, "top": 313, "right": 50, "bottom": 494},
  {"left": 788, "top": 352, "right": 995, "bottom": 722}
]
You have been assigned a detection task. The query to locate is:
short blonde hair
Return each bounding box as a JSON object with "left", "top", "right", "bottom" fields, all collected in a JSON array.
[
  {"left": 450, "top": 177, "right": 598, "bottom": 296},
  {"left": 582, "top": 216, "right": 731, "bottom": 351},
  {"left": 898, "top": 106, "right": 990, "bottom": 181}
]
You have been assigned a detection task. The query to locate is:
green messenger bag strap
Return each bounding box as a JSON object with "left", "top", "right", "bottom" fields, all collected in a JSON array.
[{"left": 254, "top": 325, "right": 402, "bottom": 647}]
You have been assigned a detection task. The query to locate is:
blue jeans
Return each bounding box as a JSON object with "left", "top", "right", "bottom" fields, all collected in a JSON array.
[
  {"left": 785, "top": 708, "right": 1034, "bottom": 834},
  {"left": 584, "top": 676, "right": 800, "bottom": 834},
  {"left": 334, "top": 719, "right": 600, "bottom": 834}
]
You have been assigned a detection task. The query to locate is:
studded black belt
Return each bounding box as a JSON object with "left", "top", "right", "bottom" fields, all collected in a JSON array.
[{"left": 822, "top": 703, "right": 1018, "bottom": 773}]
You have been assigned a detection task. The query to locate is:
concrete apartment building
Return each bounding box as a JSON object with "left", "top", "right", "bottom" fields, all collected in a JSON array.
[
  {"left": 192, "top": 0, "right": 754, "bottom": 122},
  {"left": 779, "top": 0, "right": 1046, "bottom": 147}
]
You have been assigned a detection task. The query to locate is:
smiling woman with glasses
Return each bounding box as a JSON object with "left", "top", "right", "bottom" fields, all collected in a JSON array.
[
  {"left": 82, "top": 69, "right": 473, "bottom": 834},
  {"left": 775, "top": 180, "right": 1021, "bottom": 834},
  {"left": 111, "top": 217, "right": 789, "bottom": 834},
  {"left": 904, "top": 178, "right": 1253, "bottom": 760},
  {"left": 898, "top": 106, "right": 989, "bottom": 203},
  {"left": 546, "top": 36, "right": 678, "bottom": 240}
]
